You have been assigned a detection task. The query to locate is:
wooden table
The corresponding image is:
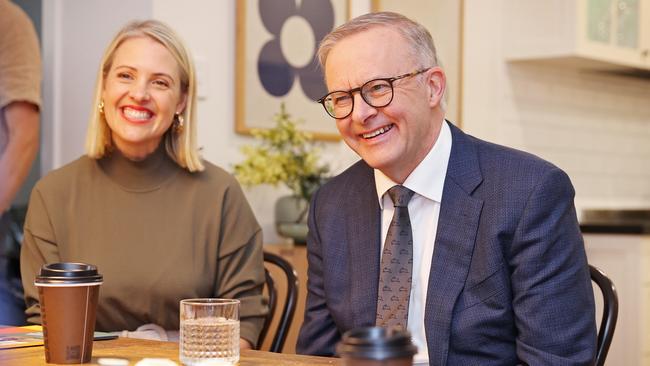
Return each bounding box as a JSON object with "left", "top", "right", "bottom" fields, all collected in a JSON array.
[{"left": 0, "top": 337, "right": 342, "bottom": 366}]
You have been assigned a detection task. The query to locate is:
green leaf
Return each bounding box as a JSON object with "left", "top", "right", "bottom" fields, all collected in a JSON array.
[{"left": 233, "top": 102, "right": 330, "bottom": 202}]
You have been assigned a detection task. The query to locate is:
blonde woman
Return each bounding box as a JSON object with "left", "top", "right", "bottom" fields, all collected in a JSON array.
[{"left": 20, "top": 20, "right": 265, "bottom": 349}]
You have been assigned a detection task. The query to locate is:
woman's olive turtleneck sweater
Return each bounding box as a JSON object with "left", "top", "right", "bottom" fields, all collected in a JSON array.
[{"left": 21, "top": 147, "right": 266, "bottom": 345}]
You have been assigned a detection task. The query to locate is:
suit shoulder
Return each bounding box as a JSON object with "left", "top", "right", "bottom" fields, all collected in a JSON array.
[
  {"left": 448, "top": 123, "right": 572, "bottom": 195},
  {"left": 470, "top": 135, "right": 563, "bottom": 177},
  {"left": 460, "top": 134, "right": 573, "bottom": 197}
]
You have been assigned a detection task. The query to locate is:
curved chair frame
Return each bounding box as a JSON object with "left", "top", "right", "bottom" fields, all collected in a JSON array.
[
  {"left": 589, "top": 264, "right": 618, "bottom": 366},
  {"left": 258, "top": 251, "right": 299, "bottom": 353}
]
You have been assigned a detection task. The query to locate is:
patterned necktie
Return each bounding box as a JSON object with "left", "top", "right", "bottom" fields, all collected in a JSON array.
[{"left": 376, "top": 185, "right": 415, "bottom": 331}]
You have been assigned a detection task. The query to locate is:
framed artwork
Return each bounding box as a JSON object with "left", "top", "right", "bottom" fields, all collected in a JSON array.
[{"left": 235, "top": 0, "right": 349, "bottom": 141}]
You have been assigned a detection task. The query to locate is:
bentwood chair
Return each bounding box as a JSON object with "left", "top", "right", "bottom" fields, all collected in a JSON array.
[
  {"left": 258, "top": 251, "right": 299, "bottom": 353},
  {"left": 590, "top": 264, "right": 618, "bottom": 366}
]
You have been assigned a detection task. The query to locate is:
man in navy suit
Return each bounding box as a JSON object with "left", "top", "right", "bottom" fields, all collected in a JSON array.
[{"left": 296, "top": 12, "right": 597, "bottom": 365}]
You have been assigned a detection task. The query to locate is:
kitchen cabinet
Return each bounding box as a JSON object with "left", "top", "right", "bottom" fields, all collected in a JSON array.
[
  {"left": 583, "top": 233, "right": 650, "bottom": 365},
  {"left": 503, "top": 0, "right": 650, "bottom": 71}
]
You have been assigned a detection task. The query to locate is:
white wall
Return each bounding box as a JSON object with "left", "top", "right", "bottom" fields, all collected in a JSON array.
[{"left": 463, "top": 0, "right": 650, "bottom": 214}]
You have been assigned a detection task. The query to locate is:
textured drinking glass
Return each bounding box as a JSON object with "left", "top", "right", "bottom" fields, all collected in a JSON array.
[{"left": 180, "top": 299, "right": 240, "bottom": 366}]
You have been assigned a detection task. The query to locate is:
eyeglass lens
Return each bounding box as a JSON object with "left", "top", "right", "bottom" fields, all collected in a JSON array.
[{"left": 322, "top": 79, "right": 394, "bottom": 119}]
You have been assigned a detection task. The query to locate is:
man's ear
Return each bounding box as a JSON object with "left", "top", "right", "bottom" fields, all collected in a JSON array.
[{"left": 426, "top": 67, "right": 446, "bottom": 108}]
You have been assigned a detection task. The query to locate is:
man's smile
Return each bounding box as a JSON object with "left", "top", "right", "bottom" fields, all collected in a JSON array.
[{"left": 361, "top": 123, "right": 394, "bottom": 139}]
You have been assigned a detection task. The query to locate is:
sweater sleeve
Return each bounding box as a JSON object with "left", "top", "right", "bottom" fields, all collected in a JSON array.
[
  {"left": 214, "top": 180, "right": 267, "bottom": 347},
  {"left": 0, "top": 1, "right": 42, "bottom": 109},
  {"left": 20, "top": 185, "right": 61, "bottom": 324}
]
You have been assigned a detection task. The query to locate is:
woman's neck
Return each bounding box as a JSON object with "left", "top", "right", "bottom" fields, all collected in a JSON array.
[
  {"left": 98, "top": 142, "right": 179, "bottom": 191},
  {"left": 113, "top": 137, "right": 162, "bottom": 161}
]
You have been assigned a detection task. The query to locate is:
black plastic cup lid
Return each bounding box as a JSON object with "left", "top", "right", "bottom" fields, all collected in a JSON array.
[
  {"left": 35, "top": 262, "right": 103, "bottom": 285},
  {"left": 336, "top": 326, "right": 418, "bottom": 360}
]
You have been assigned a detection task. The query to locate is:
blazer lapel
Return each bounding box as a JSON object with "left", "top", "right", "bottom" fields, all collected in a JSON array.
[
  {"left": 346, "top": 164, "right": 382, "bottom": 328},
  {"left": 425, "top": 123, "right": 484, "bottom": 365}
]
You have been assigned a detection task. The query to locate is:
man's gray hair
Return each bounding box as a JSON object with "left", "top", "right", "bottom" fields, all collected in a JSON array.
[
  {"left": 317, "top": 12, "right": 446, "bottom": 110},
  {"left": 317, "top": 12, "right": 439, "bottom": 71}
]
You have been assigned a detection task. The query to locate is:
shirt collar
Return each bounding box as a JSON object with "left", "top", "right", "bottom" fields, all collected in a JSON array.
[{"left": 375, "top": 119, "right": 452, "bottom": 208}]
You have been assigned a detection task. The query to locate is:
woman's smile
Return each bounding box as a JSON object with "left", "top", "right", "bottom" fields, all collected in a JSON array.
[{"left": 121, "top": 105, "right": 154, "bottom": 123}]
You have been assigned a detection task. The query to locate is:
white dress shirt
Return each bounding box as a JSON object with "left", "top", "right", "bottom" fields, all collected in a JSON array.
[{"left": 374, "top": 120, "right": 452, "bottom": 364}]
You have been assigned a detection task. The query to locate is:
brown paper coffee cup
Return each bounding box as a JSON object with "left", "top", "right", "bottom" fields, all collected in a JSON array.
[{"left": 35, "top": 263, "right": 103, "bottom": 364}]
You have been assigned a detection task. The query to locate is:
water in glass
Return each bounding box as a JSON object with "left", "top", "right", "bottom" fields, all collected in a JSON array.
[{"left": 180, "top": 316, "right": 239, "bottom": 366}]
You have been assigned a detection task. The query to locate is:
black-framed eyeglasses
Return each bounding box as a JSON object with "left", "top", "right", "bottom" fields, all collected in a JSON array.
[{"left": 317, "top": 68, "right": 431, "bottom": 119}]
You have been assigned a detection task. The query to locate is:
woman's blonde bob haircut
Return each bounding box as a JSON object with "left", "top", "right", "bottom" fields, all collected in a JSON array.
[{"left": 85, "top": 19, "right": 204, "bottom": 172}]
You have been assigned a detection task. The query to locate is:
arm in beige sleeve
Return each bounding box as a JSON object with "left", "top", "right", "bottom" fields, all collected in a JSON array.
[
  {"left": 214, "top": 182, "right": 267, "bottom": 349},
  {"left": 0, "top": 101, "right": 40, "bottom": 212},
  {"left": 218, "top": 227, "right": 266, "bottom": 349},
  {"left": 20, "top": 186, "right": 61, "bottom": 324}
]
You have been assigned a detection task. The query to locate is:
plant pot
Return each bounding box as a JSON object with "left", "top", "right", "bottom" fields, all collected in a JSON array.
[{"left": 275, "top": 195, "right": 309, "bottom": 245}]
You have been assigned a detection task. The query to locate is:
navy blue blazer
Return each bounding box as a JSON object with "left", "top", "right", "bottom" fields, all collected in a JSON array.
[{"left": 296, "top": 122, "right": 597, "bottom": 365}]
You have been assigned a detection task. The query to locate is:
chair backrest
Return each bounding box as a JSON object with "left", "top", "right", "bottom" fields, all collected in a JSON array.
[
  {"left": 589, "top": 264, "right": 618, "bottom": 366},
  {"left": 258, "top": 251, "right": 299, "bottom": 353}
]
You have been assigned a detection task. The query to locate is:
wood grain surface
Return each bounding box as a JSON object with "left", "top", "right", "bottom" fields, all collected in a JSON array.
[{"left": 0, "top": 337, "right": 342, "bottom": 366}]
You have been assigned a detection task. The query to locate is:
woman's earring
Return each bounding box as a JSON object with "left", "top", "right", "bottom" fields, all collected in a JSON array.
[
  {"left": 98, "top": 100, "right": 105, "bottom": 115},
  {"left": 174, "top": 113, "right": 185, "bottom": 134}
]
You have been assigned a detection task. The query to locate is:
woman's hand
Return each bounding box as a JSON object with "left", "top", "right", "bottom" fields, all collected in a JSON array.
[{"left": 240, "top": 338, "right": 253, "bottom": 350}]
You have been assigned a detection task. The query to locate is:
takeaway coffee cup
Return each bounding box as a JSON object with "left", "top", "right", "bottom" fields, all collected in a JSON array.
[
  {"left": 336, "top": 327, "right": 418, "bottom": 366},
  {"left": 34, "top": 262, "right": 103, "bottom": 364}
]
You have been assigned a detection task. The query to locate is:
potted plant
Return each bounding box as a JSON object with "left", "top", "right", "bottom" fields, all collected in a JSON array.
[{"left": 233, "top": 103, "right": 329, "bottom": 243}]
